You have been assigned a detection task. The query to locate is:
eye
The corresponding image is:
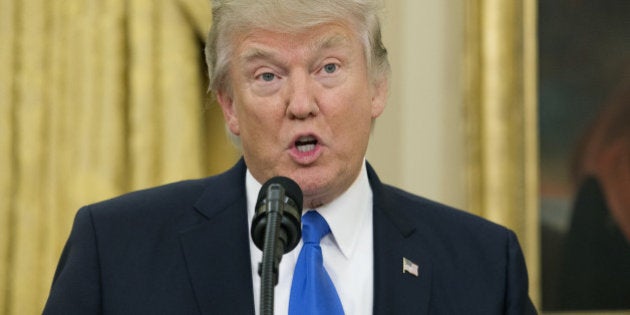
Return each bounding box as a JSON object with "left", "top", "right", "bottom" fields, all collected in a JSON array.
[
  {"left": 323, "top": 63, "right": 338, "bottom": 74},
  {"left": 258, "top": 72, "right": 276, "bottom": 82}
]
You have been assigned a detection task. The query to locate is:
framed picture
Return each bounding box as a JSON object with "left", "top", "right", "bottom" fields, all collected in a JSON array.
[{"left": 538, "top": 0, "right": 630, "bottom": 312}]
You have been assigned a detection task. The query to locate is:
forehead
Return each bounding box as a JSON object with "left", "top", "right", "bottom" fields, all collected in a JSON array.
[{"left": 233, "top": 23, "right": 362, "bottom": 62}]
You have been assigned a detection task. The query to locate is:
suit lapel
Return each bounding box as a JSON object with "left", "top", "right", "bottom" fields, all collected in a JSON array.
[
  {"left": 178, "top": 160, "right": 256, "bottom": 315},
  {"left": 368, "top": 163, "right": 432, "bottom": 315}
]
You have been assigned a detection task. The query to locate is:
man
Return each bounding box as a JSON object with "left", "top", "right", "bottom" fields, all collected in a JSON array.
[{"left": 44, "top": 0, "right": 537, "bottom": 314}]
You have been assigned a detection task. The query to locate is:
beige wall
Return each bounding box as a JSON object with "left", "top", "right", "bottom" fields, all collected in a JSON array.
[{"left": 368, "top": 0, "right": 467, "bottom": 210}]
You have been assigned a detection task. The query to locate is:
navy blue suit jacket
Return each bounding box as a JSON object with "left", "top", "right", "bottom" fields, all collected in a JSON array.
[{"left": 44, "top": 159, "right": 536, "bottom": 314}]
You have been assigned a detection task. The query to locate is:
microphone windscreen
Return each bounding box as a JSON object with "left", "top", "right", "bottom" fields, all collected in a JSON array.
[{"left": 256, "top": 176, "right": 303, "bottom": 210}]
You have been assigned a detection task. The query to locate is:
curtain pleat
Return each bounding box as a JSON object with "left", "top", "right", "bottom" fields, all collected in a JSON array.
[
  {"left": 11, "top": 0, "right": 49, "bottom": 313},
  {"left": 0, "top": 0, "right": 16, "bottom": 312},
  {"left": 0, "top": 0, "right": 239, "bottom": 313},
  {"left": 129, "top": 0, "right": 161, "bottom": 188},
  {"left": 464, "top": 0, "right": 540, "bottom": 306},
  {"left": 156, "top": 0, "right": 205, "bottom": 184}
]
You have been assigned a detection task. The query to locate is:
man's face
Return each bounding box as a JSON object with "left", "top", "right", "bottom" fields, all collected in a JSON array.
[{"left": 217, "top": 23, "right": 387, "bottom": 208}]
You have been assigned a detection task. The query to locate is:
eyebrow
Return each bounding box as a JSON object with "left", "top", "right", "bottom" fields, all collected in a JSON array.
[
  {"left": 311, "top": 33, "right": 351, "bottom": 51},
  {"left": 241, "top": 48, "right": 279, "bottom": 64}
]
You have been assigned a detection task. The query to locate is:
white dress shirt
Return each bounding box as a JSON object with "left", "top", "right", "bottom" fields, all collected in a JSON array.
[{"left": 246, "top": 162, "right": 374, "bottom": 315}]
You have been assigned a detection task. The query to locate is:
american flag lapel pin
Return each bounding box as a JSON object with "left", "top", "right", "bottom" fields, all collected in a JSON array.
[{"left": 402, "top": 257, "right": 419, "bottom": 277}]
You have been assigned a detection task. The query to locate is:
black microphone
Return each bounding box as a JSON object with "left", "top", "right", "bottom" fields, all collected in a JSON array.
[
  {"left": 251, "top": 176, "right": 303, "bottom": 254},
  {"left": 251, "top": 176, "right": 303, "bottom": 315}
]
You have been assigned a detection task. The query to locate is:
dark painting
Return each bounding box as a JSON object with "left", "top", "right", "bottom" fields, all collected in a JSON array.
[{"left": 538, "top": 0, "right": 630, "bottom": 311}]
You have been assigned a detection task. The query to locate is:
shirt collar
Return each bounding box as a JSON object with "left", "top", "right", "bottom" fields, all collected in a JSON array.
[{"left": 245, "top": 161, "right": 373, "bottom": 259}]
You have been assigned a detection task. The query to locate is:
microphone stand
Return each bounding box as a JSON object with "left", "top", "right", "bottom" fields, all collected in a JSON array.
[
  {"left": 253, "top": 177, "right": 302, "bottom": 315},
  {"left": 259, "top": 184, "right": 286, "bottom": 315}
]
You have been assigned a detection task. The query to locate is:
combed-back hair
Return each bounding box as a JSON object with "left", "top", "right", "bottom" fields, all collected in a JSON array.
[{"left": 205, "top": 0, "right": 390, "bottom": 94}]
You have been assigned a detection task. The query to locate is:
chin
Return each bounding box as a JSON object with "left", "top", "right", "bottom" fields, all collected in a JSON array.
[
  {"left": 292, "top": 175, "right": 325, "bottom": 194},
  {"left": 294, "top": 177, "right": 324, "bottom": 195},
  {"left": 297, "top": 175, "right": 341, "bottom": 206}
]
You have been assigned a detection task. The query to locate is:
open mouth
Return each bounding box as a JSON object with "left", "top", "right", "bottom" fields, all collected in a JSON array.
[{"left": 295, "top": 136, "right": 317, "bottom": 153}]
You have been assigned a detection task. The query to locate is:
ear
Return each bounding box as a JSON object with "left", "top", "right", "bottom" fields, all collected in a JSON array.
[
  {"left": 370, "top": 77, "right": 388, "bottom": 118},
  {"left": 216, "top": 90, "right": 241, "bottom": 135}
]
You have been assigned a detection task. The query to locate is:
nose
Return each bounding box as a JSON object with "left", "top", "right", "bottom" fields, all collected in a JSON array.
[{"left": 285, "top": 71, "right": 319, "bottom": 120}]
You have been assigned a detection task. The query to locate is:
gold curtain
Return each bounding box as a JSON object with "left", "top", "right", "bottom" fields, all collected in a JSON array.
[
  {"left": 464, "top": 0, "right": 540, "bottom": 308},
  {"left": 0, "top": 0, "right": 238, "bottom": 313}
]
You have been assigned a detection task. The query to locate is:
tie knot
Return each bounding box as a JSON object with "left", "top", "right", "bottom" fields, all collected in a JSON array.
[{"left": 301, "top": 211, "right": 330, "bottom": 244}]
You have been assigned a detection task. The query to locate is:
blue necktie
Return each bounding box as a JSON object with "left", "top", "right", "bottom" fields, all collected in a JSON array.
[{"left": 289, "top": 211, "right": 344, "bottom": 315}]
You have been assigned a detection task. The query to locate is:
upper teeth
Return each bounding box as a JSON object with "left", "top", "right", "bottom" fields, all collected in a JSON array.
[{"left": 298, "top": 136, "right": 315, "bottom": 143}]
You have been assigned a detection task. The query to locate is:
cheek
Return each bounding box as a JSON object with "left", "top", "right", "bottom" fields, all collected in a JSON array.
[
  {"left": 326, "top": 93, "right": 373, "bottom": 147},
  {"left": 333, "top": 87, "right": 374, "bottom": 122},
  {"left": 236, "top": 101, "right": 284, "bottom": 147}
]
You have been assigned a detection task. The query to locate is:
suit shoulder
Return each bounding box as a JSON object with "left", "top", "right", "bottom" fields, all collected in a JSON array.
[
  {"left": 69, "top": 170, "right": 242, "bottom": 243},
  {"left": 375, "top": 183, "right": 535, "bottom": 313}
]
